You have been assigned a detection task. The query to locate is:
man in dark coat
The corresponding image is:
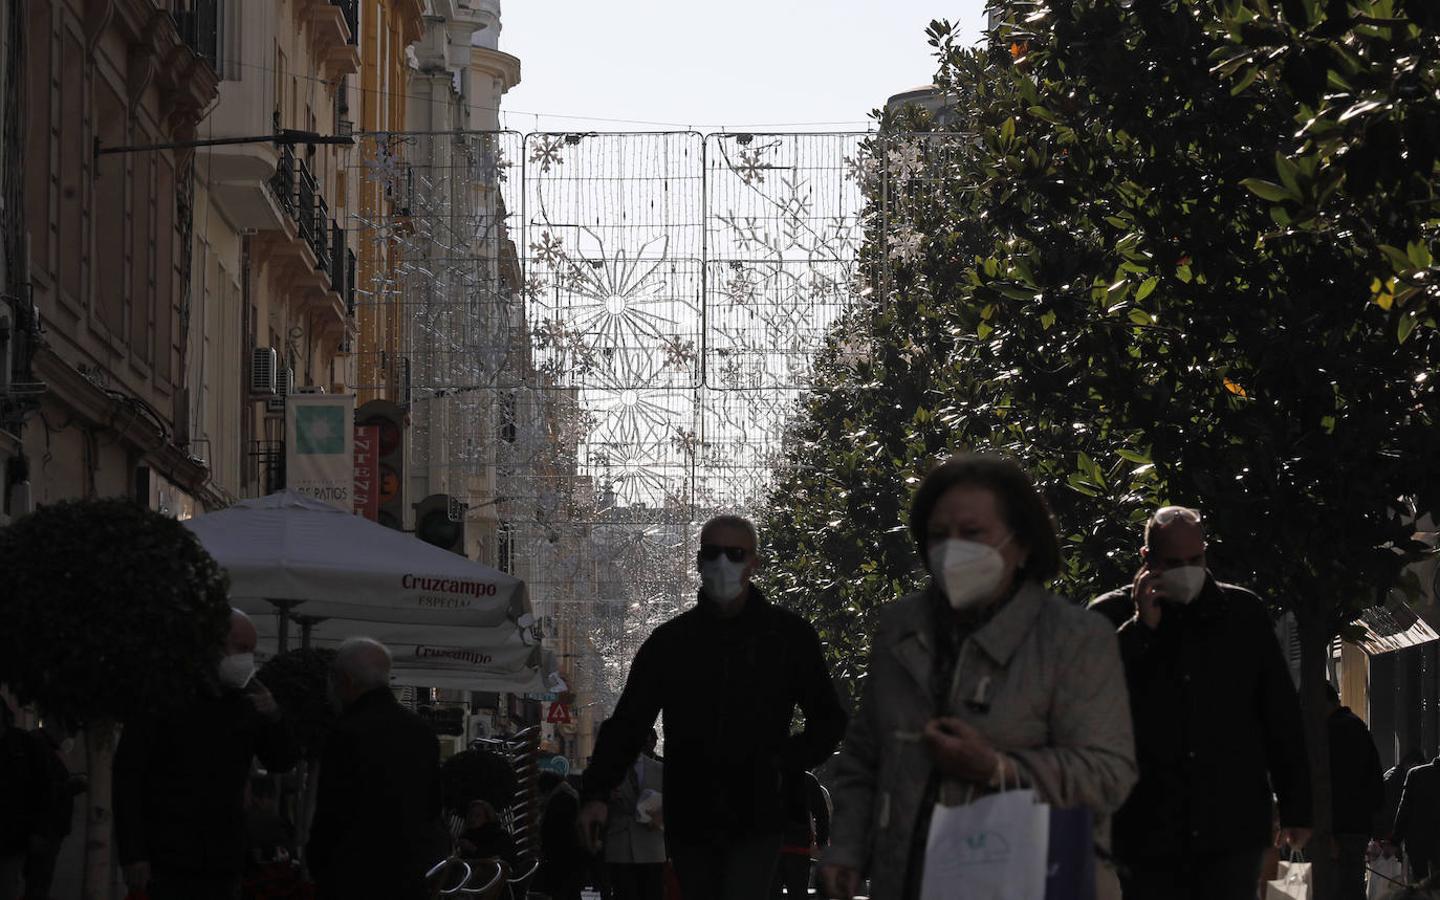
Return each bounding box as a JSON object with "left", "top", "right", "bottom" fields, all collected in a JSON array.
[
  {"left": 1394, "top": 754, "right": 1440, "bottom": 883},
  {"left": 113, "top": 610, "right": 297, "bottom": 900},
  {"left": 22, "top": 722, "right": 86, "bottom": 900},
  {"left": 1325, "top": 683, "right": 1384, "bottom": 899},
  {"left": 578, "top": 515, "right": 847, "bottom": 900},
  {"left": 307, "top": 638, "right": 443, "bottom": 900},
  {"left": 0, "top": 702, "right": 47, "bottom": 900},
  {"left": 1095, "top": 507, "right": 1312, "bottom": 900}
]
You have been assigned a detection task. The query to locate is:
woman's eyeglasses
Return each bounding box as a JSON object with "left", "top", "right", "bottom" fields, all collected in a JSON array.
[{"left": 698, "top": 544, "right": 750, "bottom": 563}]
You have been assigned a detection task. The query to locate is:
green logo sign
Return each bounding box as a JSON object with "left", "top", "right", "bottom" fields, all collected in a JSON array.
[{"left": 296, "top": 405, "right": 345, "bottom": 455}]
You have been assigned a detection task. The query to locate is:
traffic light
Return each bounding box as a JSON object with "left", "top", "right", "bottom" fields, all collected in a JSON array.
[
  {"left": 356, "top": 400, "right": 406, "bottom": 531},
  {"left": 416, "top": 493, "right": 466, "bottom": 556}
]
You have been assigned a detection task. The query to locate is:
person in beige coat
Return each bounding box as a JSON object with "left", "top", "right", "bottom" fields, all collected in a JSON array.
[{"left": 818, "top": 455, "right": 1137, "bottom": 900}]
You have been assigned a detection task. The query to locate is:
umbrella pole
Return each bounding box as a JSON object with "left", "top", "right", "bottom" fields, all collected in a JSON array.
[{"left": 273, "top": 600, "right": 297, "bottom": 653}]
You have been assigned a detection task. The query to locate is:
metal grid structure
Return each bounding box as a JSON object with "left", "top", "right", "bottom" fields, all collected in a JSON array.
[{"left": 346, "top": 130, "right": 966, "bottom": 704}]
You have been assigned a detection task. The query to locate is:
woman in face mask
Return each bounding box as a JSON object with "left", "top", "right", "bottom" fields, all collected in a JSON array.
[{"left": 818, "top": 455, "right": 1138, "bottom": 900}]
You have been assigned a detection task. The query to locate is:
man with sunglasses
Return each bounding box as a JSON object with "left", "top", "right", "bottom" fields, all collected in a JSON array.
[
  {"left": 578, "top": 515, "right": 846, "bottom": 900},
  {"left": 1090, "top": 507, "right": 1312, "bottom": 900}
]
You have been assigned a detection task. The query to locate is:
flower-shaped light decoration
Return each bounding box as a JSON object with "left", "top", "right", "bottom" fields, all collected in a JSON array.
[{"left": 553, "top": 231, "right": 693, "bottom": 360}]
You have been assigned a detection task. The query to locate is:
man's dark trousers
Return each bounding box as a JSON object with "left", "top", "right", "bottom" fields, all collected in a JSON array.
[
  {"left": 146, "top": 867, "right": 240, "bottom": 900},
  {"left": 669, "top": 832, "right": 783, "bottom": 900},
  {"left": 1121, "top": 850, "right": 1265, "bottom": 900}
]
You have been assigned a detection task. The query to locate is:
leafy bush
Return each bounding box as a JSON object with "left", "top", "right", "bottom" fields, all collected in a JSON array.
[
  {"left": 257, "top": 648, "right": 338, "bottom": 758},
  {"left": 0, "top": 498, "right": 232, "bottom": 723},
  {"left": 441, "top": 746, "right": 519, "bottom": 816}
]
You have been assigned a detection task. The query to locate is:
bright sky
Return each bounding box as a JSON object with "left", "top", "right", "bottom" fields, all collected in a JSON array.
[{"left": 496, "top": 1, "right": 989, "bottom": 134}]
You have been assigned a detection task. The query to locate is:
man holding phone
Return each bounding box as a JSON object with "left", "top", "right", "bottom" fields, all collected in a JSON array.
[
  {"left": 114, "top": 609, "right": 297, "bottom": 900},
  {"left": 1091, "top": 507, "right": 1312, "bottom": 900},
  {"left": 577, "top": 515, "right": 846, "bottom": 900}
]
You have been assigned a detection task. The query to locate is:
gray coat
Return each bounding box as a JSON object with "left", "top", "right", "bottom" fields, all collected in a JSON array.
[{"left": 822, "top": 582, "right": 1137, "bottom": 899}]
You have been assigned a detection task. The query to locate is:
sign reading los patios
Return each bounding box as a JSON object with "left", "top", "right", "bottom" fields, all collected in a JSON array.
[
  {"left": 402, "top": 573, "right": 503, "bottom": 609},
  {"left": 286, "top": 395, "right": 356, "bottom": 511}
]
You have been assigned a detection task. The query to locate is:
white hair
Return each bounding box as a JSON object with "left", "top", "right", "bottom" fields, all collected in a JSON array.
[{"left": 335, "top": 637, "right": 393, "bottom": 691}]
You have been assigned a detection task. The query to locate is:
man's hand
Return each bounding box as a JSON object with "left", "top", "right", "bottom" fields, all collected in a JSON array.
[
  {"left": 122, "top": 861, "right": 150, "bottom": 892},
  {"left": 923, "top": 717, "right": 999, "bottom": 784},
  {"left": 577, "top": 800, "right": 608, "bottom": 855},
  {"left": 645, "top": 808, "right": 664, "bottom": 832},
  {"left": 248, "top": 680, "right": 280, "bottom": 720},
  {"left": 818, "top": 863, "right": 862, "bottom": 899},
  {"left": 1277, "top": 827, "right": 1312, "bottom": 850},
  {"left": 1133, "top": 568, "right": 1163, "bottom": 631}
]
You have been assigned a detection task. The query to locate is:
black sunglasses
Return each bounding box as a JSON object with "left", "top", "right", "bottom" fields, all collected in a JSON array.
[{"left": 698, "top": 544, "right": 750, "bottom": 563}]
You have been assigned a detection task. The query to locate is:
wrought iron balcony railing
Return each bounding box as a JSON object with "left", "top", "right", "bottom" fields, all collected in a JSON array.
[
  {"left": 346, "top": 249, "right": 357, "bottom": 315},
  {"left": 312, "top": 194, "right": 331, "bottom": 272},
  {"left": 271, "top": 143, "right": 297, "bottom": 217},
  {"left": 296, "top": 160, "right": 317, "bottom": 250}
]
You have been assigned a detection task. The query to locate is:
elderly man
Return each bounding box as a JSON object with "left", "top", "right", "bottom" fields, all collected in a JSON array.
[
  {"left": 307, "top": 638, "right": 443, "bottom": 900},
  {"left": 113, "top": 609, "right": 297, "bottom": 900},
  {"left": 578, "top": 515, "right": 847, "bottom": 900},
  {"left": 1090, "top": 507, "right": 1312, "bottom": 900}
]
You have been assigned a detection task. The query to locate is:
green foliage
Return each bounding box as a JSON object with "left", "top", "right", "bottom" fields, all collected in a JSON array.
[
  {"left": 441, "top": 747, "right": 519, "bottom": 816},
  {"left": 0, "top": 498, "right": 232, "bottom": 724},
  {"left": 257, "top": 648, "right": 338, "bottom": 758},
  {"left": 759, "top": 0, "right": 1440, "bottom": 705}
]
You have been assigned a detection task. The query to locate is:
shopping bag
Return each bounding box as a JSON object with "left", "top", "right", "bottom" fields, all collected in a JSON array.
[
  {"left": 1369, "top": 855, "right": 1405, "bottom": 900},
  {"left": 1045, "top": 805, "right": 1096, "bottom": 900},
  {"left": 920, "top": 788, "right": 1052, "bottom": 900},
  {"left": 1265, "top": 859, "right": 1312, "bottom": 900}
]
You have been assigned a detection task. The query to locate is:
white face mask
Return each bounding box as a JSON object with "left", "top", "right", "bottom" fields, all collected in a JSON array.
[
  {"left": 700, "top": 558, "right": 747, "bottom": 607},
  {"left": 217, "top": 652, "right": 256, "bottom": 690},
  {"left": 930, "top": 537, "right": 1012, "bottom": 611},
  {"left": 1158, "top": 566, "right": 1207, "bottom": 604}
]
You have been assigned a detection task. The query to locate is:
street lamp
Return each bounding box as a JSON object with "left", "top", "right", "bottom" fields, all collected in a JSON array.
[{"left": 93, "top": 128, "right": 355, "bottom": 161}]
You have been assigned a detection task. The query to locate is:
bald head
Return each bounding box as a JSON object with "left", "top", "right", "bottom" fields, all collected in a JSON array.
[
  {"left": 225, "top": 609, "right": 257, "bottom": 655},
  {"left": 1142, "top": 506, "right": 1207, "bottom": 572},
  {"left": 332, "top": 637, "right": 393, "bottom": 708}
]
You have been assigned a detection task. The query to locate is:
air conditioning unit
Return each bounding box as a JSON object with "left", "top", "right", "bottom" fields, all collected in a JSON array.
[
  {"left": 266, "top": 367, "right": 295, "bottom": 413},
  {"left": 250, "top": 347, "right": 278, "bottom": 395}
]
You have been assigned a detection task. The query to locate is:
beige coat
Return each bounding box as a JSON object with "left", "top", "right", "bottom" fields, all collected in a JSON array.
[{"left": 822, "top": 582, "right": 1136, "bottom": 899}]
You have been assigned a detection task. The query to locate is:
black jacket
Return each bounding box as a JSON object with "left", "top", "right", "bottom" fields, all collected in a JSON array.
[
  {"left": 1108, "top": 577, "right": 1312, "bottom": 861},
  {"left": 1394, "top": 758, "right": 1440, "bottom": 864},
  {"left": 113, "top": 688, "right": 298, "bottom": 875},
  {"left": 308, "top": 688, "right": 443, "bottom": 900},
  {"left": 582, "top": 588, "right": 846, "bottom": 846},
  {"left": 1328, "top": 706, "right": 1384, "bottom": 836}
]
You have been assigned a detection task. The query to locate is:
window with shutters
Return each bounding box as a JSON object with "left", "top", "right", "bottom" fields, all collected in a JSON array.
[{"left": 94, "top": 82, "right": 127, "bottom": 340}]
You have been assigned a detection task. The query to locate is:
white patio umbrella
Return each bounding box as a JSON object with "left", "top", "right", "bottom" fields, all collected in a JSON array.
[{"left": 185, "top": 490, "right": 543, "bottom": 692}]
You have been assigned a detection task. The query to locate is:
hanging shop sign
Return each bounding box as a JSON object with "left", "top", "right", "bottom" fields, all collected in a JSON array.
[
  {"left": 353, "top": 425, "right": 380, "bottom": 520},
  {"left": 285, "top": 394, "right": 355, "bottom": 511}
]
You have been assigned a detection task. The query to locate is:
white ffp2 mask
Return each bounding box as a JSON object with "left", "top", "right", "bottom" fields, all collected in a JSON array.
[
  {"left": 1158, "top": 566, "right": 1207, "bottom": 604},
  {"left": 217, "top": 652, "right": 256, "bottom": 689},
  {"left": 700, "top": 558, "right": 747, "bottom": 606},
  {"left": 930, "top": 537, "right": 1010, "bottom": 611}
]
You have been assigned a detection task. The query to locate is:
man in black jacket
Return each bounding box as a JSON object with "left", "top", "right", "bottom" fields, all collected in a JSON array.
[
  {"left": 1324, "top": 683, "right": 1384, "bottom": 900},
  {"left": 307, "top": 637, "right": 443, "bottom": 900},
  {"left": 1095, "top": 507, "right": 1312, "bottom": 900},
  {"left": 578, "top": 515, "right": 847, "bottom": 900},
  {"left": 1394, "top": 754, "right": 1440, "bottom": 883},
  {"left": 113, "top": 610, "right": 297, "bottom": 900}
]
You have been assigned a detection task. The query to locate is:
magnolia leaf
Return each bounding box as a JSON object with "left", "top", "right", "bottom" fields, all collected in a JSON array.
[{"left": 1242, "top": 178, "right": 1297, "bottom": 203}]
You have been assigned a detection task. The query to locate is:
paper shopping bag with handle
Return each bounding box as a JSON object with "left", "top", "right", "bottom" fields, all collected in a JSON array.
[
  {"left": 1266, "top": 859, "right": 1313, "bottom": 900},
  {"left": 920, "top": 788, "right": 1052, "bottom": 900}
]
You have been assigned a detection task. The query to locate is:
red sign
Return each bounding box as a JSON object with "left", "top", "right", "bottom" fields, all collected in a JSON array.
[
  {"left": 353, "top": 426, "right": 380, "bottom": 521},
  {"left": 546, "top": 702, "right": 572, "bottom": 725}
]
